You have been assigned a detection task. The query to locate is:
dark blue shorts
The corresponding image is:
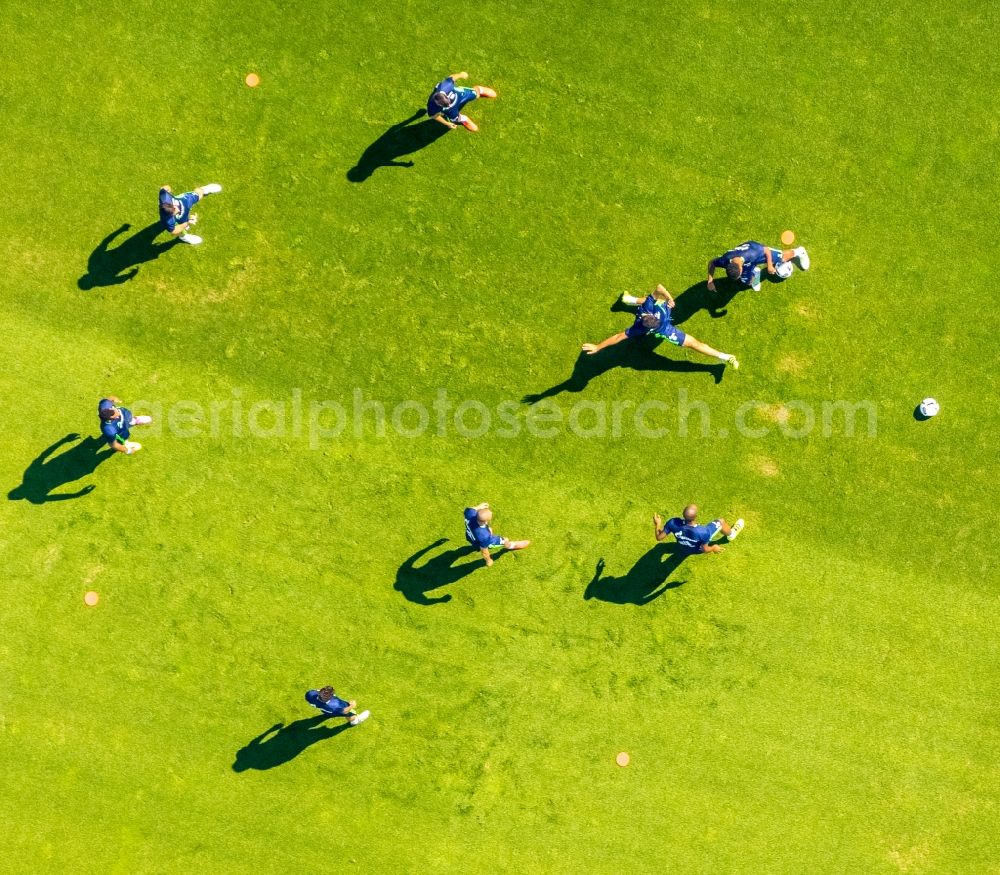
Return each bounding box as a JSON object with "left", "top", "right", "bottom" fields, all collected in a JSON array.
[
  {"left": 659, "top": 326, "right": 687, "bottom": 347},
  {"left": 625, "top": 322, "right": 687, "bottom": 346},
  {"left": 468, "top": 535, "right": 504, "bottom": 549}
]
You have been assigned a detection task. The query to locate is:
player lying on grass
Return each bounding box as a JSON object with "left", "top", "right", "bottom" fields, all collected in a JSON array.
[
  {"left": 305, "top": 686, "right": 370, "bottom": 726},
  {"left": 583, "top": 284, "right": 740, "bottom": 370},
  {"left": 98, "top": 396, "right": 153, "bottom": 455},
  {"left": 464, "top": 503, "right": 530, "bottom": 567},
  {"left": 654, "top": 504, "right": 744, "bottom": 554},
  {"left": 158, "top": 182, "right": 222, "bottom": 245},
  {"left": 427, "top": 72, "right": 497, "bottom": 132},
  {"left": 707, "top": 240, "right": 810, "bottom": 292}
]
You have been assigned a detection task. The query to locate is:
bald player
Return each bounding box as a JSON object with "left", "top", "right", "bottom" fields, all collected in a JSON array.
[
  {"left": 464, "top": 502, "right": 530, "bottom": 567},
  {"left": 654, "top": 504, "right": 745, "bottom": 554}
]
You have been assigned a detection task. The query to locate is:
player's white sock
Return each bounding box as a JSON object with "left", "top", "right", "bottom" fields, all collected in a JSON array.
[
  {"left": 201, "top": 183, "right": 222, "bottom": 195},
  {"left": 621, "top": 293, "right": 641, "bottom": 306},
  {"left": 719, "top": 354, "right": 739, "bottom": 369}
]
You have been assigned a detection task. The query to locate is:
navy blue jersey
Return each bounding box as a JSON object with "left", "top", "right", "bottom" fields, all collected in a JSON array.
[
  {"left": 464, "top": 507, "right": 504, "bottom": 549},
  {"left": 711, "top": 241, "right": 767, "bottom": 285},
  {"left": 666, "top": 517, "right": 716, "bottom": 553},
  {"left": 305, "top": 689, "right": 351, "bottom": 715},
  {"left": 625, "top": 295, "right": 674, "bottom": 340},
  {"left": 427, "top": 77, "right": 477, "bottom": 121},
  {"left": 159, "top": 188, "right": 199, "bottom": 232}
]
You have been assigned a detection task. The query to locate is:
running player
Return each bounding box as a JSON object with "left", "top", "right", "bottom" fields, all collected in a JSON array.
[
  {"left": 464, "top": 502, "right": 530, "bottom": 567},
  {"left": 427, "top": 72, "right": 497, "bottom": 132},
  {"left": 158, "top": 182, "right": 223, "bottom": 245},
  {"left": 305, "top": 686, "right": 370, "bottom": 726},
  {"left": 98, "top": 396, "right": 153, "bottom": 455}
]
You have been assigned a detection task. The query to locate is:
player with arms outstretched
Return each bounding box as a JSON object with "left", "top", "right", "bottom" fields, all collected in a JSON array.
[{"left": 582, "top": 284, "right": 740, "bottom": 370}]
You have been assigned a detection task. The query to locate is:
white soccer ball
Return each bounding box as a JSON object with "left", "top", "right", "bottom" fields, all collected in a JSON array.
[
  {"left": 919, "top": 398, "right": 940, "bottom": 418},
  {"left": 775, "top": 261, "right": 794, "bottom": 279}
]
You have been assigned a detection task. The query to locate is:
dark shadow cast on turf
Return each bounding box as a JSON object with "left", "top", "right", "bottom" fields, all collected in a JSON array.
[
  {"left": 394, "top": 537, "right": 490, "bottom": 605},
  {"left": 522, "top": 337, "right": 723, "bottom": 405},
  {"left": 8, "top": 433, "right": 114, "bottom": 504},
  {"left": 347, "top": 109, "right": 449, "bottom": 182},
  {"left": 665, "top": 275, "right": 789, "bottom": 326},
  {"left": 78, "top": 222, "right": 180, "bottom": 290},
  {"left": 659, "top": 280, "right": 740, "bottom": 325},
  {"left": 232, "top": 716, "right": 352, "bottom": 772},
  {"left": 583, "top": 543, "right": 688, "bottom": 605}
]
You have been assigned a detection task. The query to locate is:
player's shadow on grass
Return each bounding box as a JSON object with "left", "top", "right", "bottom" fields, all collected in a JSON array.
[
  {"left": 78, "top": 222, "right": 179, "bottom": 290},
  {"left": 8, "top": 433, "right": 113, "bottom": 504},
  {"left": 656, "top": 277, "right": 789, "bottom": 325},
  {"left": 347, "top": 110, "right": 449, "bottom": 182},
  {"left": 609, "top": 282, "right": 742, "bottom": 326},
  {"left": 522, "top": 337, "right": 723, "bottom": 404},
  {"left": 232, "top": 716, "right": 352, "bottom": 772},
  {"left": 394, "top": 538, "right": 487, "bottom": 605},
  {"left": 583, "top": 543, "right": 688, "bottom": 605}
]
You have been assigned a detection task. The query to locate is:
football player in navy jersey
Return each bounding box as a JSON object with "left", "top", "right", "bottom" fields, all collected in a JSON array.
[
  {"left": 582, "top": 284, "right": 740, "bottom": 370},
  {"left": 305, "top": 686, "right": 370, "bottom": 726},
  {"left": 158, "top": 182, "right": 223, "bottom": 245},
  {"left": 707, "top": 240, "right": 810, "bottom": 293},
  {"left": 98, "top": 396, "right": 153, "bottom": 455},
  {"left": 427, "top": 72, "right": 497, "bottom": 132},
  {"left": 654, "top": 504, "right": 744, "bottom": 555},
  {"left": 464, "top": 502, "right": 530, "bottom": 567}
]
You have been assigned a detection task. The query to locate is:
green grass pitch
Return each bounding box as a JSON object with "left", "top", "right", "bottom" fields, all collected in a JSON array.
[{"left": 1, "top": 0, "right": 997, "bottom": 871}]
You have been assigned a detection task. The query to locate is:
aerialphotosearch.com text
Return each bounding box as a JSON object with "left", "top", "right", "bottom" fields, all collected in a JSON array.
[{"left": 129, "top": 388, "right": 878, "bottom": 447}]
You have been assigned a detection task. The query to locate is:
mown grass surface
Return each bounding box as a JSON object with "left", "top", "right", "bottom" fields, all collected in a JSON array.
[{"left": 0, "top": 1, "right": 997, "bottom": 872}]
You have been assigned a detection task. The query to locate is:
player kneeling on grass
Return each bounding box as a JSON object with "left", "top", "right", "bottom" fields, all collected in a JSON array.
[
  {"left": 158, "top": 182, "right": 222, "bottom": 245},
  {"left": 427, "top": 72, "right": 497, "bottom": 132},
  {"left": 583, "top": 284, "right": 740, "bottom": 370},
  {"left": 305, "top": 686, "right": 370, "bottom": 726},
  {"left": 98, "top": 396, "right": 152, "bottom": 455},
  {"left": 707, "top": 240, "right": 810, "bottom": 293},
  {"left": 654, "top": 504, "right": 744, "bottom": 555},
  {"left": 464, "top": 502, "right": 530, "bottom": 567}
]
